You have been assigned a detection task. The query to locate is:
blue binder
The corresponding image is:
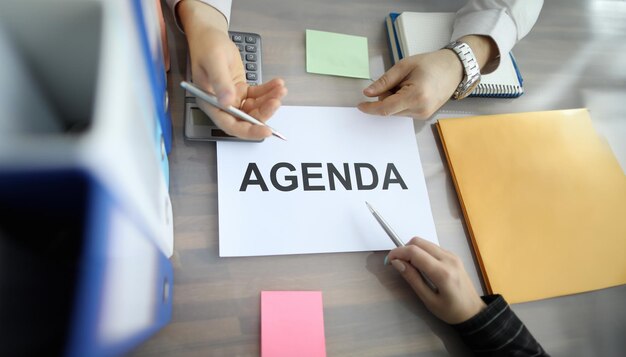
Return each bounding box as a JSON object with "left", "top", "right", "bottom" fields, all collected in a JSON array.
[
  {"left": 155, "top": 115, "right": 170, "bottom": 187},
  {"left": 0, "top": 168, "right": 173, "bottom": 357},
  {"left": 131, "top": 0, "right": 173, "bottom": 155}
]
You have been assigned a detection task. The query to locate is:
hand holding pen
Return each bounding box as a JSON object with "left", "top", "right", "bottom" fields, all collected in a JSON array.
[
  {"left": 366, "top": 202, "right": 486, "bottom": 324},
  {"left": 182, "top": 81, "right": 287, "bottom": 140},
  {"left": 177, "top": 0, "right": 287, "bottom": 141}
]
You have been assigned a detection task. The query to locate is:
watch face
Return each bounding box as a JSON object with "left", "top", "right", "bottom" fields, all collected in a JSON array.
[
  {"left": 463, "top": 77, "right": 481, "bottom": 99},
  {"left": 455, "top": 76, "right": 481, "bottom": 100}
]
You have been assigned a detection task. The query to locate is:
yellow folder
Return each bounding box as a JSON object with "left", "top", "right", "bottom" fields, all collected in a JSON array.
[{"left": 437, "top": 109, "right": 626, "bottom": 303}]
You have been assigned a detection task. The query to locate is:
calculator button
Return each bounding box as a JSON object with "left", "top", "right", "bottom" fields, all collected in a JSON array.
[
  {"left": 245, "top": 36, "right": 257, "bottom": 44},
  {"left": 232, "top": 34, "right": 243, "bottom": 43},
  {"left": 240, "top": 52, "right": 244, "bottom": 61},
  {"left": 236, "top": 44, "right": 244, "bottom": 52},
  {"left": 246, "top": 63, "right": 258, "bottom": 71},
  {"left": 245, "top": 54, "right": 257, "bottom": 62},
  {"left": 246, "top": 73, "right": 258, "bottom": 81},
  {"left": 245, "top": 45, "right": 256, "bottom": 52}
]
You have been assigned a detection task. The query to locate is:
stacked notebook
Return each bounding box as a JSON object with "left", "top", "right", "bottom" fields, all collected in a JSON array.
[
  {"left": 386, "top": 12, "right": 524, "bottom": 98},
  {"left": 437, "top": 109, "right": 626, "bottom": 303}
]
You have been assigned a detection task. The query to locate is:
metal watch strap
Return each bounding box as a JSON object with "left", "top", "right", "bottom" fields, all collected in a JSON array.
[{"left": 445, "top": 41, "right": 481, "bottom": 100}]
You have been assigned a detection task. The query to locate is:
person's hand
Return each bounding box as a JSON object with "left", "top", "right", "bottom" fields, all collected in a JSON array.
[
  {"left": 358, "top": 49, "right": 462, "bottom": 119},
  {"left": 385, "top": 237, "right": 486, "bottom": 324},
  {"left": 357, "top": 35, "right": 497, "bottom": 120},
  {"left": 178, "top": 0, "right": 287, "bottom": 140}
]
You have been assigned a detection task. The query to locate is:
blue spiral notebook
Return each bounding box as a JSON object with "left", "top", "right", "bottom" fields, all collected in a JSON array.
[{"left": 386, "top": 12, "right": 524, "bottom": 98}]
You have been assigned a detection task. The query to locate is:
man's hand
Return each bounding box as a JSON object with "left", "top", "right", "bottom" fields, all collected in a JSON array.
[
  {"left": 358, "top": 35, "right": 496, "bottom": 120},
  {"left": 357, "top": 49, "right": 462, "bottom": 119}
]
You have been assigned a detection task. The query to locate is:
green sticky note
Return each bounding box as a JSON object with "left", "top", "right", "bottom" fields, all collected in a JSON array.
[{"left": 306, "top": 29, "right": 370, "bottom": 79}]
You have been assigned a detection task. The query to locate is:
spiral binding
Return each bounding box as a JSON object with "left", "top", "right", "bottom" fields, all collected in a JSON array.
[{"left": 470, "top": 84, "right": 524, "bottom": 98}]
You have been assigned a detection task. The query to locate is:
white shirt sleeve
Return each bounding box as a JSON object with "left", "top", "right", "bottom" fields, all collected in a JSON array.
[
  {"left": 166, "top": 0, "right": 232, "bottom": 31},
  {"left": 451, "top": 0, "right": 543, "bottom": 72}
]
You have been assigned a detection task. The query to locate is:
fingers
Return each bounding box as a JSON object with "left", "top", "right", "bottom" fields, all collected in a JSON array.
[
  {"left": 247, "top": 78, "right": 286, "bottom": 99},
  {"left": 196, "top": 100, "right": 272, "bottom": 140},
  {"left": 376, "top": 91, "right": 394, "bottom": 101},
  {"left": 390, "top": 259, "right": 438, "bottom": 304},
  {"left": 243, "top": 94, "right": 285, "bottom": 121},
  {"left": 357, "top": 85, "right": 439, "bottom": 119},
  {"left": 252, "top": 98, "right": 283, "bottom": 122},
  {"left": 363, "top": 61, "right": 411, "bottom": 97},
  {"left": 357, "top": 90, "right": 411, "bottom": 117},
  {"left": 359, "top": 64, "right": 411, "bottom": 115},
  {"left": 387, "top": 243, "right": 442, "bottom": 280},
  {"left": 195, "top": 77, "right": 286, "bottom": 140},
  {"left": 406, "top": 237, "right": 448, "bottom": 260},
  {"left": 242, "top": 80, "right": 288, "bottom": 121}
]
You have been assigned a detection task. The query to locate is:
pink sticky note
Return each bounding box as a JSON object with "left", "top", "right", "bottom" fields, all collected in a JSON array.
[{"left": 261, "top": 291, "right": 326, "bottom": 357}]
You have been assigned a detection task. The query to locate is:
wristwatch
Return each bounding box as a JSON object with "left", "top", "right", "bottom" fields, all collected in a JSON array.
[{"left": 444, "top": 41, "right": 481, "bottom": 100}]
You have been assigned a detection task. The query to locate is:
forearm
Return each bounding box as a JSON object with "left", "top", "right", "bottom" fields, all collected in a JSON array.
[
  {"left": 451, "top": 295, "right": 549, "bottom": 356},
  {"left": 177, "top": 0, "right": 228, "bottom": 36},
  {"left": 166, "top": 0, "right": 231, "bottom": 33}
]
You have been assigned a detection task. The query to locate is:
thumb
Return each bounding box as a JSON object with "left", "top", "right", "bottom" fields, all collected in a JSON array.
[{"left": 363, "top": 61, "right": 410, "bottom": 97}]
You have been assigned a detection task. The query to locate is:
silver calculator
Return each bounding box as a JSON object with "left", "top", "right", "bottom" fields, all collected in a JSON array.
[{"left": 184, "top": 31, "right": 263, "bottom": 142}]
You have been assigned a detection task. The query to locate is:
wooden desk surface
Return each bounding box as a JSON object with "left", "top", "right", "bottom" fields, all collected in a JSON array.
[{"left": 133, "top": 0, "right": 626, "bottom": 355}]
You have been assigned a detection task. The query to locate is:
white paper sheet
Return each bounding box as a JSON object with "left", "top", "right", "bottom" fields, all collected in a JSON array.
[{"left": 217, "top": 106, "right": 438, "bottom": 257}]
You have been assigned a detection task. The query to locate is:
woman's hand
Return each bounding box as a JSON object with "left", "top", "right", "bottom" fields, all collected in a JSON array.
[
  {"left": 178, "top": 0, "right": 287, "bottom": 140},
  {"left": 386, "top": 237, "right": 486, "bottom": 324}
]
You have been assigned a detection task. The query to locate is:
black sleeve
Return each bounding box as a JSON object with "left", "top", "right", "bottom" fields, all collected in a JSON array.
[{"left": 451, "top": 294, "right": 549, "bottom": 356}]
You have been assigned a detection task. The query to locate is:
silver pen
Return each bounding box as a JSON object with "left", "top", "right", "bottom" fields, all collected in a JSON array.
[
  {"left": 366, "top": 201, "right": 439, "bottom": 293},
  {"left": 180, "top": 81, "right": 287, "bottom": 141}
]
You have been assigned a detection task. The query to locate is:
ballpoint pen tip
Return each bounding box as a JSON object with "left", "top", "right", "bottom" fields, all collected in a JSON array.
[{"left": 273, "top": 132, "right": 288, "bottom": 141}]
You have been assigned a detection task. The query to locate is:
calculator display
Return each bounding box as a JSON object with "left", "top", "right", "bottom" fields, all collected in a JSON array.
[{"left": 190, "top": 107, "right": 213, "bottom": 126}]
